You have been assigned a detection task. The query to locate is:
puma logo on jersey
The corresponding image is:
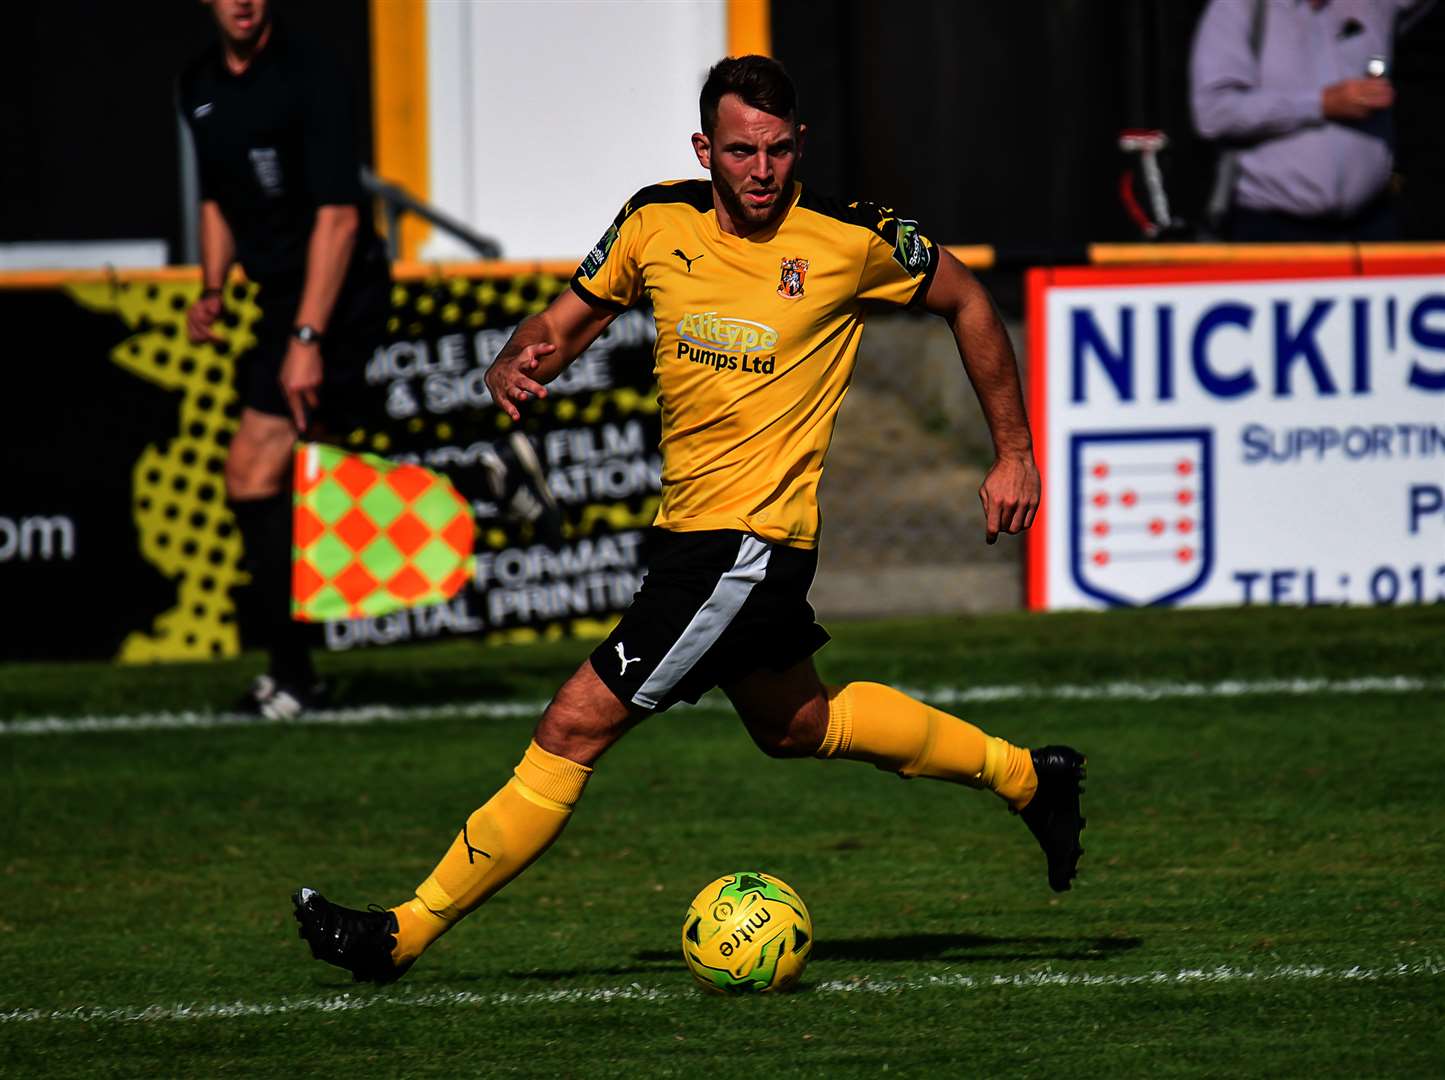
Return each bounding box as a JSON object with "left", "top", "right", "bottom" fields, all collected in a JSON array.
[
  {"left": 672, "top": 250, "right": 704, "bottom": 272},
  {"left": 615, "top": 642, "right": 641, "bottom": 675}
]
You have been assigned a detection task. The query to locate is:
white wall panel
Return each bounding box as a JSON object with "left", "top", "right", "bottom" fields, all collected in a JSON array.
[
  {"left": 425, "top": 1, "right": 479, "bottom": 255},
  {"left": 423, "top": 0, "right": 727, "bottom": 261}
]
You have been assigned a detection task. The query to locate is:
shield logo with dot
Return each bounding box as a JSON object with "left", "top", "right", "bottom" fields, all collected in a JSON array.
[{"left": 1069, "top": 429, "right": 1214, "bottom": 607}]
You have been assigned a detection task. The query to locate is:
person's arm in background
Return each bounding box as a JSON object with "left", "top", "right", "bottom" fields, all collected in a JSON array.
[
  {"left": 1190, "top": 0, "right": 1394, "bottom": 142},
  {"left": 186, "top": 200, "right": 236, "bottom": 346},
  {"left": 279, "top": 47, "right": 369, "bottom": 431},
  {"left": 279, "top": 204, "right": 358, "bottom": 429},
  {"left": 179, "top": 71, "right": 234, "bottom": 348}
]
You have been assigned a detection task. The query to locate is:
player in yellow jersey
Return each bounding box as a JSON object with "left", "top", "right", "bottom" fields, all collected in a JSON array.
[{"left": 293, "top": 56, "right": 1086, "bottom": 984}]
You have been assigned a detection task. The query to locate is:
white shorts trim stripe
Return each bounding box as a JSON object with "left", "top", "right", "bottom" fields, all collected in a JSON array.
[{"left": 630, "top": 535, "right": 771, "bottom": 710}]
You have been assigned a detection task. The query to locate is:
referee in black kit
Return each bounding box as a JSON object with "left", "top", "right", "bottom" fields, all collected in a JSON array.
[{"left": 179, "top": 0, "right": 389, "bottom": 718}]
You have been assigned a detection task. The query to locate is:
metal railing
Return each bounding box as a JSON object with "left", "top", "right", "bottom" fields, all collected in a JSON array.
[{"left": 360, "top": 167, "right": 503, "bottom": 261}]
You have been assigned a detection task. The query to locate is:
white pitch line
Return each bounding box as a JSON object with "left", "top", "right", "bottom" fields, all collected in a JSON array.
[
  {"left": 907, "top": 675, "right": 1445, "bottom": 706},
  {"left": 2, "top": 675, "right": 1440, "bottom": 738},
  {"left": 0, "top": 699, "right": 547, "bottom": 737},
  {"left": 2, "top": 958, "right": 1440, "bottom": 1026}
]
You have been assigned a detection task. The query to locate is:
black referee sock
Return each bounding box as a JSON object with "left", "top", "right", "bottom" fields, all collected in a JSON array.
[{"left": 229, "top": 491, "right": 316, "bottom": 690}]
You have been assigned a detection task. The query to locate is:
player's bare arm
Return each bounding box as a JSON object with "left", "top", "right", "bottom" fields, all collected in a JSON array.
[
  {"left": 186, "top": 200, "right": 236, "bottom": 346},
  {"left": 484, "top": 289, "right": 617, "bottom": 421},
  {"left": 924, "top": 247, "right": 1040, "bottom": 544},
  {"left": 280, "top": 204, "right": 360, "bottom": 431}
]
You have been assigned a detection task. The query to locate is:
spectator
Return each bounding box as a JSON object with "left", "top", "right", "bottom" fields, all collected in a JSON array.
[{"left": 1191, "top": 0, "right": 1434, "bottom": 241}]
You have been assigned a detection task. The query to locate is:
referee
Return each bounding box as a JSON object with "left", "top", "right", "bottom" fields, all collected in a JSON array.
[{"left": 179, "top": 0, "right": 389, "bottom": 717}]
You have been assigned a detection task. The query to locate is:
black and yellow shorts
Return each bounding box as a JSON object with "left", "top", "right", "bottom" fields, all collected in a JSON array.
[{"left": 590, "top": 528, "right": 830, "bottom": 713}]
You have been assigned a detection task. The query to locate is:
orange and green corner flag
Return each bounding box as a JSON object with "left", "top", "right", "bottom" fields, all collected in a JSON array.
[{"left": 291, "top": 443, "right": 475, "bottom": 622}]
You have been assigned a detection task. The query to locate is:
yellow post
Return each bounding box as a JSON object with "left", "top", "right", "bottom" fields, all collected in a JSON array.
[
  {"left": 370, "top": 0, "right": 430, "bottom": 261},
  {"left": 728, "top": 0, "right": 772, "bottom": 57}
]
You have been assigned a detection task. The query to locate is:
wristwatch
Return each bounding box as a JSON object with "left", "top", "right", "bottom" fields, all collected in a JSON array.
[{"left": 292, "top": 324, "right": 323, "bottom": 344}]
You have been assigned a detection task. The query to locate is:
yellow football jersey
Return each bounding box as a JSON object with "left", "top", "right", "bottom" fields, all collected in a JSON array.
[{"left": 571, "top": 179, "right": 938, "bottom": 549}]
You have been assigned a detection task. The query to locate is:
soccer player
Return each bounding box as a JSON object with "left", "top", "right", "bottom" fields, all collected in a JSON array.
[
  {"left": 293, "top": 56, "right": 1085, "bottom": 984},
  {"left": 179, "top": 0, "right": 390, "bottom": 717}
]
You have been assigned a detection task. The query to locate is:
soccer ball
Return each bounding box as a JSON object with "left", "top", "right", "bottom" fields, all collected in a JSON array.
[{"left": 681, "top": 871, "right": 813, "bottom": 993}]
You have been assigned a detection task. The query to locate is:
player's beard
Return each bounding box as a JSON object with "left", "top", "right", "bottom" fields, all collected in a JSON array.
[{"left": 712, "top": 164, "right": 792, "bottom": 234}]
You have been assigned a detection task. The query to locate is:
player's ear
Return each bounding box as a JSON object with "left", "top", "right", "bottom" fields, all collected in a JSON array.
[
  {"left": 796, "top": 122, "right": 807, "bottom": 161},
  {"left": 692, "top": 132, "right": 711, "bottom": 170}
]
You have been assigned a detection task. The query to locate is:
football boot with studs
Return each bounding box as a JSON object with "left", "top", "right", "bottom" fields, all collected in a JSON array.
[
  {"left": 1017, "top": 745, "right": 1087, "bottom": 892},
  {"left": 292, "top": 887, "right": 412, "bottom": 984}
]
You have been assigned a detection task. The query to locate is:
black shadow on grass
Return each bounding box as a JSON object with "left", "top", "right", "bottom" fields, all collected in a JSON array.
[
  {"left": 498, "top": 934, "right": 1141, "bottom": 981},
  {"left": 812, "top": 932, "right": 1143, "bottom": 965},
  {"left": 499, "top": 958, "right": 679, "bottom": 982}
]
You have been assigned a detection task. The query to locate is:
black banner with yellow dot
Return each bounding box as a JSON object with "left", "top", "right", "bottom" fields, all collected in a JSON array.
[{"left": 0, "top": 266, "right": 660, "bottom": 663}]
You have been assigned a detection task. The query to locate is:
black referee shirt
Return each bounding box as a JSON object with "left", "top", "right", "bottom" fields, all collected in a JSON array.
[{"left": 177, "top": 22, "right": 385, "bottom": 297}]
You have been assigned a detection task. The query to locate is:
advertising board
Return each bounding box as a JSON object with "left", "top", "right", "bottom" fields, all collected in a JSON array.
[
  {"left": 0, "top": 265, "right": 660, "bottom": 661},
  {"left": 1027, "top": 261, "right": 1445, "bottom": 609}
]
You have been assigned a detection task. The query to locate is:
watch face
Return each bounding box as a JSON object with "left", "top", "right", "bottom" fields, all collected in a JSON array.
[{"left": 294, "top": 325, "right": 319, "bottom": 343}]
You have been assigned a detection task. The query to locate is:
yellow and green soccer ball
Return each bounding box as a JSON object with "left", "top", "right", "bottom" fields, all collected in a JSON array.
[{"left": 681, "top": 871, "right": 813, "bottom": 993}]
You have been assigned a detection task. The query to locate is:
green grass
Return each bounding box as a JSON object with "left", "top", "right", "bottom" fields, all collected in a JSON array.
[{"left": 2, "top": 606, "right": 1443, "bottom": 1078}]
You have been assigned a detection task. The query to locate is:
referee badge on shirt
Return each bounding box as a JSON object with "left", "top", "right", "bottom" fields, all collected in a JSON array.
[
  {"left": 248, "top": 147, "right": 285, "bottom": 197},
  {"left": 778, "top": 257, "right": 809, "bottom": 299}
]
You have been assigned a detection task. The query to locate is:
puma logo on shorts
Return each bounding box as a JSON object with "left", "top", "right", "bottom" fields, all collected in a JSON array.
[
  {"left": 615, "top": 642, "right": 641, "bottom": 675},
  {"left": 590, "top": 528, "right": 829, "bottom": 713}
]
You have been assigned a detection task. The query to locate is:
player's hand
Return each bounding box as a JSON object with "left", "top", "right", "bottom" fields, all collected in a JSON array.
[
  {"left": 979, "top": 449, "right": 1040, "bottom": 545},
  {"left": 186, "top": 292, "right": 226, "bottom": 345},
  {"left": 484, "top": 342, "right": 555, "bottom": 421},
  {"left": 1322, "top": 78, "right": 1394, "bottom": 121},
  {"left": 280, "top": 339, "right": 323, "bottom": 433}
]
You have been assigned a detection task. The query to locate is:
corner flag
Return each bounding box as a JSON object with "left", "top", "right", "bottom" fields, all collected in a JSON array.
[{"left": 291, "top": 443, "right": 475, "bottom": 622}]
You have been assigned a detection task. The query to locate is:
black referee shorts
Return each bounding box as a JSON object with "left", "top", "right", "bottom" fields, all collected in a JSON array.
[
  {"left": 239, "top": 270, "right": 389, "bottom": 431},
  {"left": 590, "top": 528, "right": 830, "bottom": 714}
]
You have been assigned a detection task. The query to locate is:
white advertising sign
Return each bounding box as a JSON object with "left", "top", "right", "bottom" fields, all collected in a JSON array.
[{"left": 1026, "top": 263, "right": 1445, "bottom": 609}]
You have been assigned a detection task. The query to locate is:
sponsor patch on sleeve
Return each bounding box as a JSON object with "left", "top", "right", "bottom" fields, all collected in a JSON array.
[
  {"left": 891, "top": 219, "right": 932, "bottom": 276},
  {"left": 580, "top": 222, "right": 621, "bottom": 279}
]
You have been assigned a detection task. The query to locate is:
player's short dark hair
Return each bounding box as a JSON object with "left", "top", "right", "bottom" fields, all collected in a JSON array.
[{"left": 699, "top": 55, "right": 798, "bottom": 134}]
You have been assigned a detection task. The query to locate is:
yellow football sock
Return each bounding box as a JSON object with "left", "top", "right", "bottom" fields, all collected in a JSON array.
[
  {"left": 817, "top": 682, "right": 1037, "bottom": 810},
  {"left": 389, "top": 741, "right": 592, "bottom": 965}
]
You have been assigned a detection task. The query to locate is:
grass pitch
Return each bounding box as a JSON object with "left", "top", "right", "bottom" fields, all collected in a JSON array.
[{"left": 2, "top": 605, "right": 1443, "bottom": 1078}]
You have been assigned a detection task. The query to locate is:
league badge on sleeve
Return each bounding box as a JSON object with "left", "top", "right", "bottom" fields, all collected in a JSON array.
[
  {"left": 778, "top": 257, "right": 809, "bottom": 299},
  {"left": 1069, "top": 429, "right": 1214, "bottom": 607},
  {"left": 892, "top": 219, "right": 930, "bottom": 275},
  {"left": 581, "top": 222, "right": 620, "bottom": 279}
]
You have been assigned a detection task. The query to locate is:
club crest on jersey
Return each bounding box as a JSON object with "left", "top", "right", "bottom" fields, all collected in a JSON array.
[{"left": 777, "top": 257, "right": 809, "bottom": 299}]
